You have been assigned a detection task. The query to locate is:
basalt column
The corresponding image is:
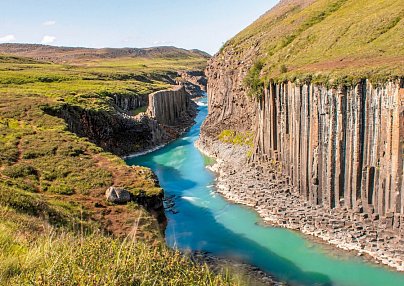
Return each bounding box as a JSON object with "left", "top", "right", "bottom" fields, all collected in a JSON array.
[
  {"left": 254, "top": 79, "right": 404, "bottom": 223},
  {"left": 147, "top": 86, "right": 191, "bottom": 126}
]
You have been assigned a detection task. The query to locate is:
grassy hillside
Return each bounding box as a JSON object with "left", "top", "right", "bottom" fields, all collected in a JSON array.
[
  {"left": 0, "top": 48, "right": 240, "bottom": 284},
  {"left": 0, "top": 43, "right": 210, "bottom": 64},
  {"left": 222, "top": 0, "right": 403, "bottom": 84}
]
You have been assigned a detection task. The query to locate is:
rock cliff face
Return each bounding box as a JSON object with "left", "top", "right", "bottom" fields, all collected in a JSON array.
[
  {"left": 45, "top": 85, "right": 199, "bottom": 156},
  {"left": 201, "top": 0, "right": 404, "bottom": 227},
  {"left": 199, "top": 0, "right": 404, "bottom": 270},
  {"left": 147, "top": 86, "right": 194, "bottom": 126},
  {"left": 201, "top": 51, "right": 257, "bottom": 139},
  {"left": 253, "top": 80, "right": 404, "bottom": 220},
  {"left": 178, "top": 71, "right": 208, "bottom": 98},
  {"left": 112, "top": 93, "right": 148, "bottom": 112},
  {"left": 203, "top": 67, "right": 404, "bottom": 222},
  {"left": 43, "top": 104, "right": 156, "bottom": 155},
  {"left": 201, "top": 66, "right": 404, "bottom": 270}
]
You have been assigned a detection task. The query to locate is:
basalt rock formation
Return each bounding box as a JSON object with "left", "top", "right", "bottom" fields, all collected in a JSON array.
[
  {"left": 112, "top": 93, "right": 148, "bottom": 113},
  {"left": 200, "top": 0, "right": 404, "bottom": 269},
  {"left": 178, "top": 71, "right": 208, "bottom": 98},
  {"left": 147, "top": 86, "right": 195, "bottom": 126},
  {"left": 253, "top": 80, "right": 404, "bottom": 218},
  {"left": 45, "top": 87, "right": 198, "bottom": 156},
  {"left": 43, "top": 103, "right": 155, "bottom": 155}
]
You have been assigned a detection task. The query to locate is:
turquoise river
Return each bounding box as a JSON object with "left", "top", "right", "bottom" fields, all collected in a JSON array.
[{"left": 126, "top": 97, "right": 404, "bottom": 286}]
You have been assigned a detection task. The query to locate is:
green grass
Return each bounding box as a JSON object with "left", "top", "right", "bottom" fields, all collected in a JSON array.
[
  {"left": 0, "top": 56, "right": 207, "bottom": 111},
  {"left": 243, "top": 60, "right": 265, "bottom": 99},
  {"left": 0, "top": 54, "right": 206, "bottom": 200},
  {"left": 223, "top": 0, "right": 404, "bottom": 84},
  {"left": 131, "top": 106, "right": 148, "bottom": 116},
  {"left": 2, "top": 232, "right": 237, "bottom": 286},
  {"left": 218, "top": 130, "right": 254, "bottom": 147},
  {"left": 0, "top": 207, "right": 238, "bottom": 286},
  {"left": 0, "top": 50, "right": 238, "bottom": 284}
]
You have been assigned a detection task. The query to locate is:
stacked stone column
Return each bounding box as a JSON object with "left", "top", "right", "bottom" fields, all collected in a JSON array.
[{"left": 254, "top": 79, "right": 404, "bottom": 226}]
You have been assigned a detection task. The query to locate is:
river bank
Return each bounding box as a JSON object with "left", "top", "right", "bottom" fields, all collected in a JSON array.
[
  {"left": 191, "top": 251, "right": 286, "bottom": 286},
  {"left": 195, "top": 136, "right": 404, "bottom": 272}
]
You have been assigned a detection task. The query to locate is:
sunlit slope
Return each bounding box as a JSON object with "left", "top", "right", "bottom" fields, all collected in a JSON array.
[{"left": 223, "top": 0, "right": 403, "bottom": 81}]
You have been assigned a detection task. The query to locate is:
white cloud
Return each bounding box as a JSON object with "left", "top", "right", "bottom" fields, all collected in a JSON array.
[
  {"left": 42, "top": 20, "right": 56, "bottom": 26},
  {"left": 0, "top": 34, "right": 16, "bottom": 43},
  {"left": 41, "top": 35, "right": 56, "bottom": 44}
]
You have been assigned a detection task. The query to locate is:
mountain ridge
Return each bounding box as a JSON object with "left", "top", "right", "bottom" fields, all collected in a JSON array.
[{"left": 0, "top": 43, "right": 210, "bottom": 64}]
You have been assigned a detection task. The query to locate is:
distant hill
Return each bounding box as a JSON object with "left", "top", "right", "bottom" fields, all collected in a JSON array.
[{"left": 0, "top": 43, "right": 210, "bottom": 64}]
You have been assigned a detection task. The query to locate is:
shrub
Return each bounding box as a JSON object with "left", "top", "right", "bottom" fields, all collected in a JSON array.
[
  {"left": 280, "top": 64, "right": 288, "bottom": 73},
  {"left": 48, "top": 183, "right": 75, "bottom": 196},
  {"left": 2, "top": 164, "right": 38, "bottom": 179},
  {"left": 243, "top": 60, "right": 265, "bottom": 99},
  {"left": 0, "top": 145, "right": 19, "bottom": 165}
]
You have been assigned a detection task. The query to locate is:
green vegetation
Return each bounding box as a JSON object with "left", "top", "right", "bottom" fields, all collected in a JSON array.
[
  {"left": 0, "top": 203, "right": 238, "bottom": 285},
  {"left": 0, "top": 56, "right": 207, "bottom": 111},
  {"left": 0, "top": 49, "right": 241, "bottom": 284},
  {"left": 224, "top": 0, "right": 404, "bottom": 84},
  {"left": 218, "top": 130, "right": 254, "bottom": 147},
  {"left": 243, "top": 60, "right": 265, "bottom": 99},
  {"left": 131, "top": 106, "right": 148, "bottom": 116}
]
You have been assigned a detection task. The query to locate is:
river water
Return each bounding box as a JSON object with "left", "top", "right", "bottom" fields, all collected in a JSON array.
[{"left": 126, "top": 97, "right": 404, "bottom": 286}]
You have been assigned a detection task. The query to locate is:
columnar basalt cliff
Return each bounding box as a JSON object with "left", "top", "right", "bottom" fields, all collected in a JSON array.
[
  {"left": 253, "top": 80, "right": 404, "bottom": 220},
  {"left": 200, "top": 74, "right": 404, "bottom": 270},
  {"left": 113, "top": 93, "right": 148, "bottom": 112},
  {"left": 46, "top": 85, "right": 200, "bottom": 156},
  {"left": 43, "top": 103, "right": 156, "bottom": 155},
  {"left": 199, "top": 0, "right": 404, "bottom": 271},
  {"left": 147, "top": 86, "right": 195, "bottom": 126}
]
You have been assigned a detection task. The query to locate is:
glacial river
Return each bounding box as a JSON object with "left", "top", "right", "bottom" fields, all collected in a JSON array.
[{"left": 126, "top": 96, "right": 404, "bottom": 286}]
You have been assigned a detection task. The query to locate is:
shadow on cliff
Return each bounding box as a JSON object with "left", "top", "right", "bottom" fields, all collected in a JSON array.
[{"left": 168, "top": 198, "right": 333, "bottom": 286}]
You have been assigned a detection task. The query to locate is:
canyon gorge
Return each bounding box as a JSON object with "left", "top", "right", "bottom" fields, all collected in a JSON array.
[{"left": 0, "top": 0, "right": 403, "bottom": 284}]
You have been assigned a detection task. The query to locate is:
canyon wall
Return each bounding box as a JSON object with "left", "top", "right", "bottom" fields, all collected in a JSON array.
[
  {"left": 147, "top": 86, "right": 194, "bottom": 126},
  {"left": 112, "top": 93, "right": 148, "bottom": 112},
  {"left": 252, "top": 80, "right": 404, "bottom": 221},
  {"left": 201, "top": 52, "right": 404, "bottom": 227},
  {"left": 43, "top": 104, "right": 157, "bottom": 155},
  {"left": 46, "top": 85, "right": 199, "bottom": 156},
  {"left": 201, "top": 51, "right": 257, "bottom": 139},
  {"left": 198, "top": 0, "right": 404, "bottom": 269},
  {"left": 177, "top": 71, "right": 208, "bottom": 98}
]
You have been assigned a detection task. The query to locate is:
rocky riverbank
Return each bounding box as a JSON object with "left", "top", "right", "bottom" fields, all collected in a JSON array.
[
  {"left": 195, "top": 137, "right": 404, "bottom": 272},
  {"left": 191, "top": 251, "right": 287, "bottom": 286}
]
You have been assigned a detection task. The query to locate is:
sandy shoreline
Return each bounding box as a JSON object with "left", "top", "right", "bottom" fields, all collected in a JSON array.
[{"left": 195, "top": 137, "right": 404, "bottom": 272}]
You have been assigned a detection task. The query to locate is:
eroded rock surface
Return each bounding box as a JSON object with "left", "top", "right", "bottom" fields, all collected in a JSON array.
[{"left": 105, "top": 187, "right": 131, "bottom": 204}]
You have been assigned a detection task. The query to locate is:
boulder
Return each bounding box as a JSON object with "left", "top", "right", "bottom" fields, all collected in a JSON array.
[{"left": 105, "top": 187, "right": 131, "bottom": 204}]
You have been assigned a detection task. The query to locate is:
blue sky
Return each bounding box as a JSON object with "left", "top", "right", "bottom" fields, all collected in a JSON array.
[{"left": 0, "top": 0, "right": 278, "bottom": 55}]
